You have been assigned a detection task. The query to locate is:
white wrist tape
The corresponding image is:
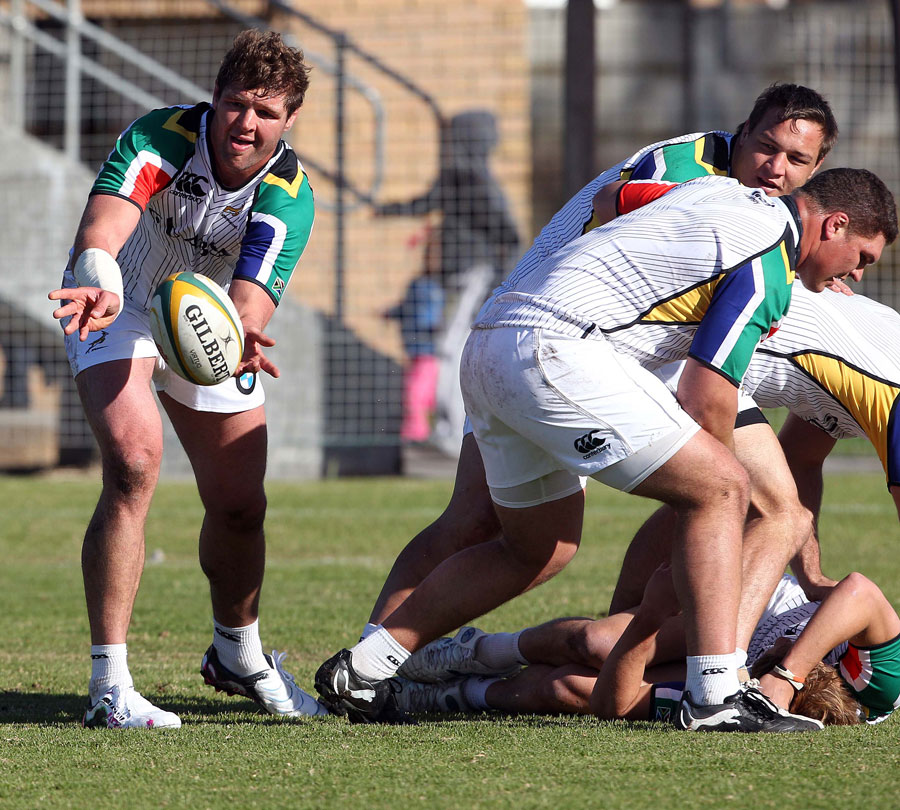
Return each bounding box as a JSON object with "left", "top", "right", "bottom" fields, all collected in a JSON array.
[{"left": 73, "top": 248, "right": 124, "bottom": 321}]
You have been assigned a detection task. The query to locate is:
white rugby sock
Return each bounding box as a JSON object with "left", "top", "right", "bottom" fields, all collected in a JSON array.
[
  {"left": 213, "top": 618, "right": 269, "bottom": 676},
  {"left": 685, "top": 653, "right": 741, "bottom": 705},
  {"left": 350, "top": 627, "right": 410, "bottom": 682},
  {"left": 89, "top": 643, "right": 132, "bottom": 700},
  {"left": 462, "top": 676, "right": 501, "bottom": 711},
  {"left": 476, "top": 630, "right": 529, "bottom": 670},
  {"left": 359, "top": 622, "right": 380, "bottom": 642}
]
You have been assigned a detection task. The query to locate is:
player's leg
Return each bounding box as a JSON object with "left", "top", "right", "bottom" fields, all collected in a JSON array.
[
  {"left": 366, "top": 431, "right": 501, "bottom": 626},
  {"left": 77, "top": 358, "right": 162, "bottom": 646},
  {"left": 733, "top": 418, "right": 814, "bottom": 654},
  {"left": 630, "top": 433, "right": 821, "bottom": 731},
  {"left": 75, "top": 358, "right": 181, "bottom": 729},
  {"left": 163, "top": 394, "right": 325, "bottom": 717}
]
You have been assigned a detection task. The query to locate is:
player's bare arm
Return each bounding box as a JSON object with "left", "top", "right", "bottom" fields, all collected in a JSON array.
[
  {"left": 675, "top": 358, "right": 739, "bottom": 451},
  {"left": 778, "top": 413, "right": 840, "bottom": 597},
  {"left": 229, "top": 277, "right": 280, "bottom": 378},
  {"left": 48, "top": 194, "right": 141, "bottom": 340},
  {"left": 759, "top": 573, "right": 900, "bottom": 710},
  {"left": 591, "top": 563, "right": 681, "bottom": 719}
]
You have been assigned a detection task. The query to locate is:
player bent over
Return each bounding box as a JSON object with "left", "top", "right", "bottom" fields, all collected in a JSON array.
[
  {"left": 49, "top": 31, "right": 326, "bottom": 729},
  {"left": 315, "top": 169, "right": 895, "bottom": 731},
  {"left": 361, "top": 83, "right": 837, "bottom": 647}
]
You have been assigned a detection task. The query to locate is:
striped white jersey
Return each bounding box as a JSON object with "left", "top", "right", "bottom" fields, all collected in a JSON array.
[
  {"left": 474, "top": 175, "right": 801, "bottom": 385},
  {"left": 742, "top": 284, "right": 900, "bottom": 485},
  {"left": 499, "top": 131, "right": 734, "bottom": 294},
  {"left": 80, "top": 103, "right": 314, "bottom": 313},
  {"left": 747, "top": 575, "right": 845, "bottom": 668}
]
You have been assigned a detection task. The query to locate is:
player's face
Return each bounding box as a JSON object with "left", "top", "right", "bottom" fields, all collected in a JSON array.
[
  {"left": 798, "top": 226, "right": 886, "bottom": 292},
  {"left": 732, "top": 108, "right": 825, "bottom": 196},
  {"left": 209, "top": 84, "right": 298, "bottom": 187}
]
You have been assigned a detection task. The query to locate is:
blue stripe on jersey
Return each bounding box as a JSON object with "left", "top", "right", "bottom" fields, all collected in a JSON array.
[
  {"left": 887, "top": 398, "right": 900, "bottom": 487},
  {"left": 232, "top": 217, "right": 277, "bottom": 288},
  {"left": 688, "top": 263, "right": 759, "bottom": 383}
]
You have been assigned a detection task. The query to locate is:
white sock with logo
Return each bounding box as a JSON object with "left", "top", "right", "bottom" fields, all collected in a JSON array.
[
  {"left": 89, "top": 643, "right": 132, "bottom": 701},
  {"left": 350, "top": 627, "right": 410, "bottom": 682},
  {"left": 685, "top": 653, "right": 741, "bottom": 705},
  {"left": 213, "top": 618, "right": 269, "bottom": 676},
  {"left": 476, "top": 631, "right": 529, "bottom": 670}
]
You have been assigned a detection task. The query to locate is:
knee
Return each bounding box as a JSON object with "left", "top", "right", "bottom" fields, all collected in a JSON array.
[
  {"left": 677, "top": 458, "right": 749, "bottom": 516},
  {"left": 541, "top": 672, "right": 591, "bottom": 714},
  {"left": 438, "top": 493, "right": 501, "bottom": 550},
  {"left": 208, "top": 490, "right": 268, "bottom": 536},
  {"left": 101, "top": 443, "right": 161, "bottom": 500}
]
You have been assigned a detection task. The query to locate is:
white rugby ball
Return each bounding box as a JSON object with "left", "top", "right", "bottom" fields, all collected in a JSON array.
[{"left": 149, "top": 272, "right": 244, "bottom": 386}]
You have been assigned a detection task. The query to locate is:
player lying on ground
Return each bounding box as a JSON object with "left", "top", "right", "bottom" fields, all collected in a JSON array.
[
  {"left": 360, "top": 84, "right": 838, "bottom": 672},
  {"left": 392, "top": 563, "right": 900, "bottom": 727},
  {"left": 316, "top": 167, "right": 896, "bottom": 732},
  {"left": 48, "top": 31, "right": 325, "bottom": 729}
]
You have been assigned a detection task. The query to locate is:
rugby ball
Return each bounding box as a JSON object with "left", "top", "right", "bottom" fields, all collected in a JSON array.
[{"left": 149, "top": 272, "right": 244, "bottom": 386}]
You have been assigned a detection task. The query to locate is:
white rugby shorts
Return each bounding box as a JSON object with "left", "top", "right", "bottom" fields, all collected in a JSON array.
[
  {"left": 62, "top": 297, "right": 264, "bottom": 414},
  {"left": 460, "top": 327, "right": 700, "bottom": 504}
]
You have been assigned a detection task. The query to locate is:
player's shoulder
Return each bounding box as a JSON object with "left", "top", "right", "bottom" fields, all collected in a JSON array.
[
  {"left": 128, "top": 102, "right": 209, "bottom": 143},
  {"left": 255, "top": 145, "right": 314, "bottom": 217}
]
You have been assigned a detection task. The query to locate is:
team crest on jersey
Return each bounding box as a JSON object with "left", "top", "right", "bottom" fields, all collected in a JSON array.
[
  {"left": 272, "top": 278, "right": 286, "bottom": 298},
  {"left": 223, "top": 205, "right": 243, "bottom": 216}
]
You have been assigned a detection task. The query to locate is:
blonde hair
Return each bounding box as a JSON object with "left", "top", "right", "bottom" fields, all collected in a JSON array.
[{"left": 751, "top": 650, "right": 860, "bottom": 726}]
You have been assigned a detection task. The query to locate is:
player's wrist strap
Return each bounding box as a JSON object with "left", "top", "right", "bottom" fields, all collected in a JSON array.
[
  {"left": 73, "top": 248, "right": 124, "bottom": 321},
  {"left": 772, "top": 664, "right": 804, "bottom": 692}
]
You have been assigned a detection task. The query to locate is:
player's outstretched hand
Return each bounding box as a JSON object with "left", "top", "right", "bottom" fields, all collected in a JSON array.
[
  {"left": 236, "top": 326, "right": 280, "bottom": 378},
  {"left": 48, "top": 286, "right": 121, "bottom": 341}
]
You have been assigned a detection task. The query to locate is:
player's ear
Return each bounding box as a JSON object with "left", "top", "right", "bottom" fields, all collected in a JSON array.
[
  {"left": 822, "top": 211, "right": 849, "bottom": 239},
  {"left": 283, "top": 108, "right": 300, "bottom": 132},
  {"left": 212, "top": 83, "right": 221, "bottom": 108}
]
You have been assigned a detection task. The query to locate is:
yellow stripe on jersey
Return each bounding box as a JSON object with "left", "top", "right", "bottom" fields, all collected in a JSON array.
[
  {"left": 780, "top": 242, "right": 795, "bottom": 285},
  {"left": 792, "top": 353, "right": 900, "bottom": 473},
  {"left": 695, "top": 137, "right": 728, "bottom": 177},
  {"left": 162, "top": 111, "right": 198, "bottom": 143},
  {"left": 262, "top": 170, "right": 306, "bottom": 199},
  {"left": 640, "top": 276, "right": 721, "bottom": 324}
]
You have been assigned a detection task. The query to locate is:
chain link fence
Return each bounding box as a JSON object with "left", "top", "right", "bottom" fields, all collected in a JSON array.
[{"left": 0, "top": 0, "right": 896, "bottom": 474}]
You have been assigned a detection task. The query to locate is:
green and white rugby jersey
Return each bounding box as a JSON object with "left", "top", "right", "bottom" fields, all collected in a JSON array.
[{"left": 88, "top": 102, "right": 314, "bottom": 312}]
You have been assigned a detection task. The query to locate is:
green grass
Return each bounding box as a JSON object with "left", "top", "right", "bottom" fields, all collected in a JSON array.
[{"left": 2, "top": 472, "right": 900, "bottom": 809}]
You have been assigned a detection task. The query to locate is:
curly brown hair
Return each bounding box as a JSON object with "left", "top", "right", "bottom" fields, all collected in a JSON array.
[
  {"left": 751, "top": 648, "right": 861, "bottom": 726},
  {"left": 215, "top": 30, "right": 311, "bottom": 114}
]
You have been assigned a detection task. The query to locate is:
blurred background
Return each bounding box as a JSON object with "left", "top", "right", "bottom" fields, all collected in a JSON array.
[{"left": 0, "top": 0, "right": 896, "bottom": 477}]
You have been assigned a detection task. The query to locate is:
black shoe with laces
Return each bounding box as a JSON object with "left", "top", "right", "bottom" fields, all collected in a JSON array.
[
  {"left": 314, "top": 649, "right": 415, "bottom": 725},
  {"left": 675, "top": 685, "right": 824, "bottom": 732}
]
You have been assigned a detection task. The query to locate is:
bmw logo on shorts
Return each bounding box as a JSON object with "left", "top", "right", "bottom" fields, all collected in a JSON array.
[{"left": 236, "top": 372, "right": 256, "bottom": 395}]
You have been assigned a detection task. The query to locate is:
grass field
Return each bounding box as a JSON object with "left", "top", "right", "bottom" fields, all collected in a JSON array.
[{"left": 2, "top": 470, "right": 900, "bottom": 809}]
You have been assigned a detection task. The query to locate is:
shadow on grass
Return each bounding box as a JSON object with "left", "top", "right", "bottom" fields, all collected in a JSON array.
[{"left": 0, "top": 690, "right": 321, "bottom": 726}]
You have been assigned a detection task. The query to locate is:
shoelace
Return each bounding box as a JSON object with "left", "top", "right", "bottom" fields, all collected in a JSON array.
[
  {"left": 270, "top": 650, "right": 298, "bottom": 688},
  {"left": 421, "top": 638, "right": 474, "bottom": 672}
]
